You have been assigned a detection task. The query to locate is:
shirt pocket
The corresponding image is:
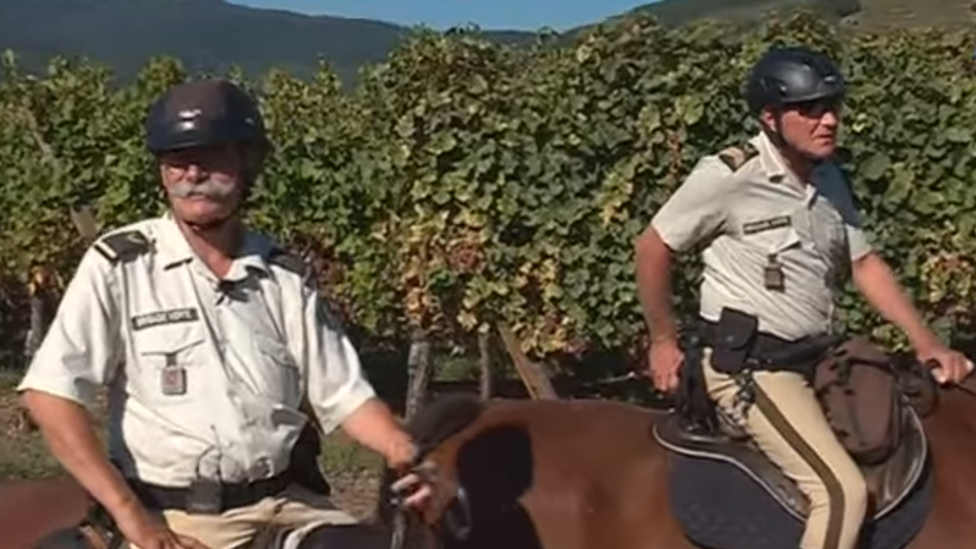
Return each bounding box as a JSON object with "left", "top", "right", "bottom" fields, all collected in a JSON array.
[
  {"left": 250, "top": 330, "right": 303, "bottom": 407},
  {"left": 130, "top": 322, "right": 209, "bottom": 404}
]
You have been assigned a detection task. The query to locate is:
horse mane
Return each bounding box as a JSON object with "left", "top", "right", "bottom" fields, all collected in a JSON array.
[{"left": 889, "top": 349, "right": 942, "bottom": 417}]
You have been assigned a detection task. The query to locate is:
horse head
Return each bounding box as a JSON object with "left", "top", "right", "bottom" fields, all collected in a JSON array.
[{"left": 373, "top": 393, "right": 485, "bottom": 549}]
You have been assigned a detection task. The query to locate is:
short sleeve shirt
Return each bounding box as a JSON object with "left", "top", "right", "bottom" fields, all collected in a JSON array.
[
  {"left": 17, "top": 213, "right": 376, "bottom": 487},
  {"left": 649, "top": 131, "right": 872, "bottom": 340}
]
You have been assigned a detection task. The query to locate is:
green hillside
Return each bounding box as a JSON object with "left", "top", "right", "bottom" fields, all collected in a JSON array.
[{"left": 0, "top": 0, "right": 909, "bottom": 86}]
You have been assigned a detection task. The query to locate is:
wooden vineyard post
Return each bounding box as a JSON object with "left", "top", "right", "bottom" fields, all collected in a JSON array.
[
  {"left": 404, "top": 332, "right": 433, "bottom": 419},
  {"left": 69, "top": 204, "right": 100, "bottom": 243},
  {"left": 495, "top": 321, "right": 559, "bottom": 400},
  {"left": 17, "top": 205, "right": 101, "bottom": 434},
  {"left": 478, "top": 330, "right": 494, "bottom": 398}
]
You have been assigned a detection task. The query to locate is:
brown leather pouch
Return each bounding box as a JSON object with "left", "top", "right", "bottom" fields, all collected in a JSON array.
[{"left": 813, "top": 337, "right": 900, "bottom": 465}]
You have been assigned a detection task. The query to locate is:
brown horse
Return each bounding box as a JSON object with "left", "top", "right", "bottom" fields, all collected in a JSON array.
[
  {"left": 0, "top": 478, "right": 95, "bottom": 549},
  {"left": 375, "top": 351, "right": 976, "bottom": 549},
  {"left": 9, "top": 351, "right": 976, "bottom": 549}
]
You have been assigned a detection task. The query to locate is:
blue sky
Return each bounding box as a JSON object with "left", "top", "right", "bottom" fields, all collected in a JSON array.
[{"left": 231, "top": 1, "right": 657, "bottom": 31}]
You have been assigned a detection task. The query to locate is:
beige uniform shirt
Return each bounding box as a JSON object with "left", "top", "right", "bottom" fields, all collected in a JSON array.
[
  {"left": 650, "top": 131, "right": 872, "bottom": 341},
  {"left": 18, "top": 214, "right": 376, "bottom": 487}
]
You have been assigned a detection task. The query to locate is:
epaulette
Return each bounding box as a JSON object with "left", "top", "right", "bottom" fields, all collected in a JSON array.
[
  {"left": 93, "top": 230, "right": 152, "bottom": 264},
  {"left": 717, "top": 142, "right": 759, "bottom": 172},
  {"left": 268, "top": 247, "right": 310, "bottom": 279}
]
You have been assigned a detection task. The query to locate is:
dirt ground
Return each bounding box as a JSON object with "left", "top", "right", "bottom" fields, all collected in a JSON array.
[{"left": 0, "top": 370, "right": 384, "bottom": 548}]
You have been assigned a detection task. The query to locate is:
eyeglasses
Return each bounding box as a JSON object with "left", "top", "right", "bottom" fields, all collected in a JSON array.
[
  {"left": 789, "top": 97, "right": 844, "bottom": 119},
  {"left": 158, "top": 146, "right": 238, "bottom": 177}
]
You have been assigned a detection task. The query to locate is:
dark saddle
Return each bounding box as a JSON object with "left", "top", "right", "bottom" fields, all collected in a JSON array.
[
  {"left": 653, "top": 338, "right": 936, "bottom": 522},
  {"left": 655, "top": 396, "right": 926, "bottom": 521}
]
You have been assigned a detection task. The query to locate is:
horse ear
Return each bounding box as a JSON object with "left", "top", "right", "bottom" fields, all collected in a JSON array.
[
  {"left": 407, "top": 393, "right": 485, "bottom": 456},
  {"left": 889, "top": 350, "right": 915, "bottom": 373}
]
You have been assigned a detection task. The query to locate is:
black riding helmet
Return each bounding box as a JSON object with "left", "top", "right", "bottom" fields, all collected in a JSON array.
[
  {"left": 744, "top": 46, "right": 846, "bottom": 116},
  {"left": 145, "top": 78, "right": 270, "bottom": 159},
  {"left": 145, "top": 79, "right": 269, "bottom": 228}
]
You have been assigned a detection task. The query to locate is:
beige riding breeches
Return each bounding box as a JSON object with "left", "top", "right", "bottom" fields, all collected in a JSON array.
[
  {"left": 701, "top": 348, "right": 869, "bottom": 549},
  {"left": 132, "top": 483, "right": 358, "bottom": 549}
]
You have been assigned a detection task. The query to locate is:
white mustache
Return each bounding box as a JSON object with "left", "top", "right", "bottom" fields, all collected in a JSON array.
[{"left": 168, "top": 179, "right": 236, "bottom": 199}]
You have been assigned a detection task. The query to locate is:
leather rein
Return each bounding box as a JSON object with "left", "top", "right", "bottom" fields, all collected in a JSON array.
[{"left": 387, "top": 459, "right": 472, "bottom": 549}]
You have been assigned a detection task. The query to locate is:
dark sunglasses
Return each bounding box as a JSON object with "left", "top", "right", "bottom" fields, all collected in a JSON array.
[{"left": 787, "top": 97, "right": 844, "bottom": 118}]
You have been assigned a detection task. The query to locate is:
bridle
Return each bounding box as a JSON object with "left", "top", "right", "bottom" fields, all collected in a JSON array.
[
  {"left": 378, "top": 393, "right": 484, "bottom": 549},
  {"left": 387, "top": 461, "right": 473, "bottom": 549},
  {"left": 888, "top": 354, "right": 976, "bottom": 416}
]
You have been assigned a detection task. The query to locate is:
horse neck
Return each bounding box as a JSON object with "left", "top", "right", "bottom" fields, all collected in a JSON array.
[{"left": 922, "top": 386, "right": 976, "bottom": 452}]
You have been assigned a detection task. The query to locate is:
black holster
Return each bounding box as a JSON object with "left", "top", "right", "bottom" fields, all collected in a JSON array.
[
  {"left": 673, "top": 308, "right": 841, "bottom": 434},
  {"left": 674, "top": 329, "right": 721, "bottom": 435},
  {"left": 706, "top": 308, "right": 760, "bottom": 375},
  {"left": 287, "top": 423, "right": 332, "bottom": 497},
  {"left": 700, "top": 307, "right": 841, "bottom": 378}
]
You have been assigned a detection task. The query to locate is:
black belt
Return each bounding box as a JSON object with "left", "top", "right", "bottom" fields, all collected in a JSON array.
[
  {"left": 127, "top": 472, "right": 291, "bottom": 513},
  {"left": 697, "top": 318, "right": 841, "bottom": 371}
]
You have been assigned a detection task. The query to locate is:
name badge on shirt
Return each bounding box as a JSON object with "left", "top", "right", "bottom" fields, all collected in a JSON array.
[
  {"left": 160, "top": 353, "right": 187, "bottom": 396},
  {"left": 743, "top": 215, "right": 792, "bottom": 235},
  {"left": 131, "top": 307, "right": 200, "bottom": 331}
]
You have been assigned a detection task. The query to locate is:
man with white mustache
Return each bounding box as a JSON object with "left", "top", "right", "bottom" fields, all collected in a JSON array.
[{"left": 17, "top": 79, "right": 433, "bottom": 549}]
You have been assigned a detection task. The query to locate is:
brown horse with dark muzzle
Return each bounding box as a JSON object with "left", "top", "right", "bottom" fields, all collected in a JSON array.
[{"left": 376, "top": 351, "right": 976, "bottom": 549}]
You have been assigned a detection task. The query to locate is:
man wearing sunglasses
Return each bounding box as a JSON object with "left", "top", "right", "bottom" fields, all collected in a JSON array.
[{"left": 635, "top": 45, "right": 971, "bottom": 549}]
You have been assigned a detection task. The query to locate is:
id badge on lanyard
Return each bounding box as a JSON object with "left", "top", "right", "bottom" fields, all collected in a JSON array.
[
  {"left": 160, "top": 353, "right": 187, "bottom": 395},
  {"left": 764, "top": 254, "right": 785, "bottom": 292}
]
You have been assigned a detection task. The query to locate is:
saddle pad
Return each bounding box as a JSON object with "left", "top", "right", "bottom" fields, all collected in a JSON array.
[{"left": 667, "top": 453, "right": 934, "bottom": 549}]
